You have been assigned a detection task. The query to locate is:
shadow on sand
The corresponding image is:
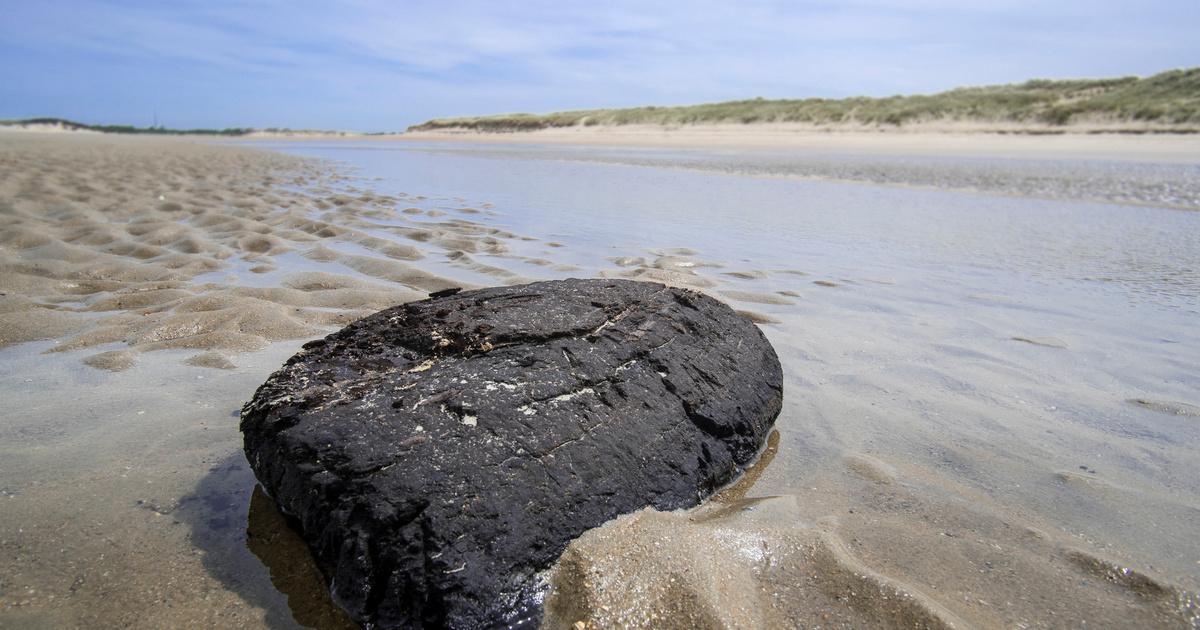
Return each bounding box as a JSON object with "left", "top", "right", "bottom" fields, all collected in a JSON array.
[{"left": 175, "top": 451, "right": 360, "bottom": 630}]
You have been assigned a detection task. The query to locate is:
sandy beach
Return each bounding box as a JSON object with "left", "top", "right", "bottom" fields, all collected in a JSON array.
[
  {"left": 3, "top": 130, "right": 1199, "bottom": 629},
  {"left": 0, "top": 132, "right": 571, "bottom": 628},
  {"left": 400, "top": 122, "right": 1200, "bottom": 162},
  {"left": 0, "top": 132, "right": 559, "bottom": 371}
]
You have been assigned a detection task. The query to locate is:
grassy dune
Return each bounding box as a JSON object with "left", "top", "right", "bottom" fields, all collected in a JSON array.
[
  {"left": 0, "top": 118, "right": 385, "bottom": 137},
  {"left": 408, "top": 67, "right": 1200, "bottom": 133},
  {"left": 0, "top": 117, "right": 256, "bottom": 136}
]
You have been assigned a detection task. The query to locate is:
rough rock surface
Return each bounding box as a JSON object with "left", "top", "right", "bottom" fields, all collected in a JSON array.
[{"left": 240, "top": 278, "right": 783, "bottom": 629}]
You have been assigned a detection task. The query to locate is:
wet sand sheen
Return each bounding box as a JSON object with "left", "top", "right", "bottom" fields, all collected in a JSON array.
[
  {"left": 0, "top": 133, "right": 796, "bottom": 628},
  {"left": 0, "top": 134, "right": 570, "bottom": 370},
  {"left": 3, "top": 133, "right": 1200, "bottom": 629}
]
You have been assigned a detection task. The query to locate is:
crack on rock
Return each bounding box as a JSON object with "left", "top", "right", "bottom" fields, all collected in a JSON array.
[{"left": 541, "top": 416, "right": 605, "bottom": 460}]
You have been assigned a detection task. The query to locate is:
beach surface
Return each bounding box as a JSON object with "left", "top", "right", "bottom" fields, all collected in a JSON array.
[
  {"left": 3, "top": 130, "right": 1199, "bottom": 629},
  {"left": 400, "top": 122, "right": 1200, "bottom": 162},
  {"left": 0, "top": 132, "right": 559, "bottom": 628}
]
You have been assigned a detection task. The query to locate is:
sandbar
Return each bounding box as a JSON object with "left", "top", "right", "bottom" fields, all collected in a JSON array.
[{"left": 400, "top": 122, "right": 1200, "bottom": 163}]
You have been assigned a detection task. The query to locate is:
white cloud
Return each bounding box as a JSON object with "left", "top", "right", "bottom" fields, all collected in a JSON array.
[{"left": 2, "top": 0, "right": 1197, "bottom": 129}]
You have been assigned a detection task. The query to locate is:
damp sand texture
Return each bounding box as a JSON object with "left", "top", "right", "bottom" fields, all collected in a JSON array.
[
  {"left": 0, "top": 133, "right": 561, "bottom": 628},
  {"left": 0, "top": 133, "right": 554, "bottom": 369},
  {"left": 3, "top": 132, "right": 1200, "bottom": 629}
]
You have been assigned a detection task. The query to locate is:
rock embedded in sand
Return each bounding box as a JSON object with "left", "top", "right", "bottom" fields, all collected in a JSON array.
[{"left": 240, "top": 278, "right": 784, "bottom": 629}]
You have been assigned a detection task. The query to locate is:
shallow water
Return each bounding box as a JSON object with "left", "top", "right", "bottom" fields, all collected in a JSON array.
[
  {"left": 269, "top": 141, "right": 1200, "bottom": 311},
  {"left": 273, "top": 141, "right": 1200, "bottom": 628},
  {"left": 3, "top": 137, "right": 1199, "bottom": 628}
]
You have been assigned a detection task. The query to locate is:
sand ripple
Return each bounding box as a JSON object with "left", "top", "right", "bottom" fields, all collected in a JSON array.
[
  {"left": 0, "top": 135, "right": 565, "bottom": 369},
  {"left": 0, "top": 134, "right": 815, "bottom": 373}
]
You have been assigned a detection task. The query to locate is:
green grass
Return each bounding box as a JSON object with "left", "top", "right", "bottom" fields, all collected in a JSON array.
[
  {"left": 407, "top": 67, "right": 1200, "bottom": 132},
  {"left": 0, "top": 117, "right": 255, "bottom": 136}
]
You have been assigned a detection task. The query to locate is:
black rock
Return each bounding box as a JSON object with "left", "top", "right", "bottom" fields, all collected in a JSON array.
[{"left": 241, "top": 278, "right": 783, "bottom": 629}]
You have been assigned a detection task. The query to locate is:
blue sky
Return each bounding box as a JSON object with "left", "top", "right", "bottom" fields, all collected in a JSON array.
[{"left": 2, "top": 0, "right": 1198, "bottom": 132}]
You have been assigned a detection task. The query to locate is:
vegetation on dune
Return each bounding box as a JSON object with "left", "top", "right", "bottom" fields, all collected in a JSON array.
[
  {"left": 0, "top": 117, "right": 255, "bottom": 136},
  {"left": 407, "top": 67, "right": 1200, "bottom": 133}
]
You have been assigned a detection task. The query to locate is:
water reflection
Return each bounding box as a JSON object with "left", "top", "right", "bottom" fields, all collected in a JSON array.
[
  {"left": 268, "top": 143, "right": 1200, "bottom": 315},
  {"left": 246, "top": 486, "right": 360, "bottom": 630},
  {"left": 178, "top": 453, "right": 356, "bottom": 630}
]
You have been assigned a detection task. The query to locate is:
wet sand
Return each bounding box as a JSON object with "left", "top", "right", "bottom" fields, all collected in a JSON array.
[
  {"left": 0, "top": 133, "right": 573, "bottom": 628},
  {"left": 3, "top": 132, "right": 1200, "bottom": 629},
  {"left": 0, "top": 133, "right": 552, "bottom": 370},
  {"left": 393, "top": 130, "right": 1200, "bottom": 211}
]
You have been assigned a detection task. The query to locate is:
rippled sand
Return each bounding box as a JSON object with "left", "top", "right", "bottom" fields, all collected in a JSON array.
[
  {"left": 0, "top": 134, "right": 564, "bottom": 370},
  {"left": 2, "top": 133, "right": 1198, "bottom": 629},
  {"left": 0, "top": 134, "right": 572, "bottom": 628}
]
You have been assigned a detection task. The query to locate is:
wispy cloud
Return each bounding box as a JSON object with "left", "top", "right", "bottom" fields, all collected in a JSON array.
[{"left": 2, "top": 0, "right": 1197, "bottom": 130}]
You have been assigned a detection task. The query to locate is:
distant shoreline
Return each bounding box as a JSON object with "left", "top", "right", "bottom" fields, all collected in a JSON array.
[
  {"left": 0, "top": 120, "right": 361, "bottom": 139},
  {"left": 6, "top": 119, "right": 1199, "bottom": 162},
  {"left": 399, "top": 122, "right": 1200, "bottom": 162}
]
